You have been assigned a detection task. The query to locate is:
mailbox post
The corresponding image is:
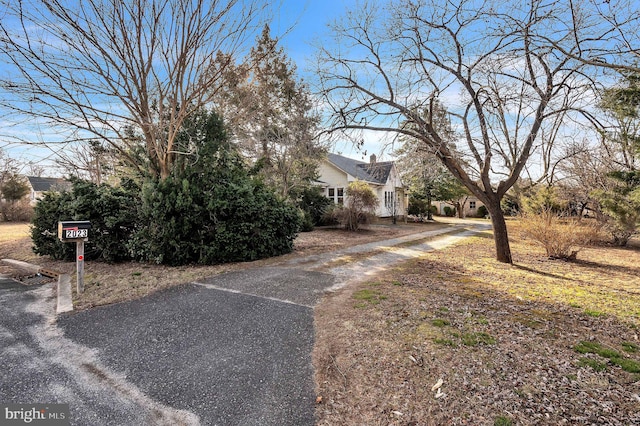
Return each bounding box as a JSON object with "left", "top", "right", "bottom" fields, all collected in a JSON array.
[{"left": 58, "top": 221, "right": 91, "bottom": 294}]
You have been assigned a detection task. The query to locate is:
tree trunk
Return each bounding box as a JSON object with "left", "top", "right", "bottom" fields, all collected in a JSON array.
[
  {"left": 159, "top": 160, "right": 171, "bottom": 180},
  {"left": 577, "top": 202, "right": 587, "bottom": 221},
  {"left": 485, "top": 200, "right": 513, "bottom": 264}
]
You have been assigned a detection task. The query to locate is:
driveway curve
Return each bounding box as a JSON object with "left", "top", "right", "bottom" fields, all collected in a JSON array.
[{"left": 2, "top": 220, "right": 491, "bottom": 425}]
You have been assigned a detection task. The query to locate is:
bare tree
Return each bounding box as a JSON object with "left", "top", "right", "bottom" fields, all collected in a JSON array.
[
  {"left": 395, "top": 99, "right": 470, "bottom": 219},
  {"left": 0, "top": 0, "right": 267, "bottom": 179},
  {"left": 54, "top": 140, "right": 119, "bottom": 185},
  {"left": 315, "top": 0, "right": 599, "bottom": 263},
  {"left": 558, "top": 140, "right": 610, "bottom": 218},
  {"left": 0, "top": 148, "right": 21, "bottom": 187},
  {"left": 26, "top": 162, "right": 45, "bottom": 178},
  {"left": 542, "top": 0, "right": 640, "bottom": 74}
]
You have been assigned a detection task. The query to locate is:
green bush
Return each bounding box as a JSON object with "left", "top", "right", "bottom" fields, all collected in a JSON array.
[
  {"left": 299, "top": 210, "right": 315, "bottom": 232},
  {"left": 443, "top": 206, "right": 455, "bottom": 217},
  {"left": 0, "top": 199, "right": 33, "bottom": 222},
  {"left": 129, "top": 111, "right": 301, "bottom": 265},
  {"left": 319, "top": 204, "right": 341, "bottom": 226},
  {"left": 592, "top": 172, "right": 640, "bottom": 246},
  {"left": 131, "top": 155, "right": 301, "bottom": 265},
  {"left": 522, "top": 186, "right": 566, "bottom": 215},
  {"left": 31, "top": 178, "right": 139, "bottom": 262},
  {"left": 477, "top": 205, "right": 488, "bottom": 218},
  {"left": 31, "top": 190, "right": 75, "bottom": 261},
  {"left": 0, "top": 174, "right": 32, "bottom": 222},
  {"left": 31, "top": 110, "right": 301, "bottom": 266},
  {"left": 408, "top": 194, "right": 429, "bottom": 217},
  {"left": 295, "top": 186, "right": 332, "bottom": 228},
  {"left": 501, "top": 195, "right": 520, "bottom": 216}
]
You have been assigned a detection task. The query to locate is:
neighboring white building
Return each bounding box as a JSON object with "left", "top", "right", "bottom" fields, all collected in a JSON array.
[
  {"left": 434, "top": 195, "right": 486, "bottom": 218},
  {"left": 26, "top": 176, "right": 71, "bottom": 204},
  {"left": 317, "top": 153, "right": 407, "bottom": 218}
]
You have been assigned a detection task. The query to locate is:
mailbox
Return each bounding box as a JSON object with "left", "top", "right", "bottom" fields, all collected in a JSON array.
[{"left": 58, "top": 221, "right": 91, "bottom": 242}]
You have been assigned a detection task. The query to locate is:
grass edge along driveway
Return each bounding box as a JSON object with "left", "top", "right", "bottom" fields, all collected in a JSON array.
[{"left": 313, "top": 222, "right": 640, "bottom": 426}]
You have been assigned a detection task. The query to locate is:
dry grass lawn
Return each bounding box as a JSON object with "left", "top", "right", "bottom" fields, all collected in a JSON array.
[
  {"left": 314, "top": 222, "right": 640, "bottom": 425},
  {"left": 0, "top": 220, "right": 440, "bottom": 310},
  {"left": 4, "top": 219, "right": 639, "bottom": 425}
]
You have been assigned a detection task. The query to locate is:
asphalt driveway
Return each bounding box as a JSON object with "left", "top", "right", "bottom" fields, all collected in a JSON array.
[
  {"left": 2, "top": 221, "right": 490, "bottom": 425},
  {"left": 58, "top": 269, "right": 335, "bottom": 426},
  {"left": 1, "top": 276, "right": 199, "bottom": 425}
]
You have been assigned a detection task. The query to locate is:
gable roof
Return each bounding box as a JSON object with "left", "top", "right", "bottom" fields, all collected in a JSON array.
[
  {"left": 27, "top": 176, "right": 71, "bottom": 192},
  {"left": 326, "top": 153, "right": 394, "bottom": 185}
]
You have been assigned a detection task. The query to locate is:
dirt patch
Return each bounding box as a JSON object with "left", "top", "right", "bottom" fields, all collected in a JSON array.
[
  {"left": 292, "top": 222, "right": 449, "bottom": 256},
  {"left": 314, "top": 223, "right": 640, "bottom": 425}
]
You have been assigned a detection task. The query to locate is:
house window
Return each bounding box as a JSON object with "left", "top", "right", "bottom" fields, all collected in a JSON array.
[
  {"left": 385, "top": 191, "right": 395, "bottom": 209},
  {"left": 328, "top": 187, "right": 344, "bottom": 205},
  {"left": 469, "top": 201, "right": 476, "bottom": 209}
]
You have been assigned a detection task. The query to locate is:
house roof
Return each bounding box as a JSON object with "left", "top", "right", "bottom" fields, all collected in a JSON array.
[
  {"left": 27, "top": 176, "right": 71, "bottom": 192},
  {"left": 326, "top": 153, "right": 394, "bottom": 185}
]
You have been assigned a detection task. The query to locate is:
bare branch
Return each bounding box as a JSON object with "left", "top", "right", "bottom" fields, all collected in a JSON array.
[
  {"left": 314, "top": 0, "right": 603, "bottom": 263},
  {"left": 0, "top": 0, "right": 269, "bottom": 179}
]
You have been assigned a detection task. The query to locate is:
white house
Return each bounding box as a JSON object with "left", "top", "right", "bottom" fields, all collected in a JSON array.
[
  {"left": 26, "top": 176, "right": 71, "bottom": 204},
  {"left": 317, "top": 153, "right": 407, "bottom": 218}
]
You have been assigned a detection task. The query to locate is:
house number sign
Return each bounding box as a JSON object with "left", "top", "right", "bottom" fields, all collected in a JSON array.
[{"left": 57, "top": 221, "right": 91, "bottom": 293}]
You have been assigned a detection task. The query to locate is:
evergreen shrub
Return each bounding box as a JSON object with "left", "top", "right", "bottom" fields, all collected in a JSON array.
[
  {"left": 31, "top": 178, "right": 138, "bottom": 262},
  {"left": 129, "top": 111, "right": 301, "bottom": 265},
  {"left": 295, "top": 186, "right": 332, "bottom": 230}
]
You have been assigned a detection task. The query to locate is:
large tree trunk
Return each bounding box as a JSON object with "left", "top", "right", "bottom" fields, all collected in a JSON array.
[{"left": 485, "top": 199, "right": 512, "bottom": 264}]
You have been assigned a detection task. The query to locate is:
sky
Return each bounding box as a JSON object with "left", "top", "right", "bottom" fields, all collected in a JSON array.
[
  {"left": 0, "top": 0, "right": 386, "bottom": 172},
  {"left": 1, "top": 0, "right": 624, "bottom": 176},
  {"left": 274, "top": 0, "right": 392, "bottom": 161}
]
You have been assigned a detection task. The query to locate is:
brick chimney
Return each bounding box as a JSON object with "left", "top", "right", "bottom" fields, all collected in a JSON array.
[{"left": 370, "top": 154, "right": 377, "bottom": 164}]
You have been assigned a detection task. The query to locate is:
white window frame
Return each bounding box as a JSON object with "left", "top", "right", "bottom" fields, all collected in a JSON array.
[
  {"left": 384, "top": 191, "right": 395, "bottom": 209},
  {"left": 328, "top": 187, "right": 344, "bottom": 205}
]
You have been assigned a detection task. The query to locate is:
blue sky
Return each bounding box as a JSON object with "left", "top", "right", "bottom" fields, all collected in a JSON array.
[
  {"left": 273, "top": 0, "right": 396, "bottom": 161},
  {"left": 275, "top": 0, "right": 389, "bottom": 161},
  {"left": 274, "top": 0, "right": 348, "bottom": 65},
  {"left": 0, "top": 0, "right": 385, "bottom": 169},
  {"left": 1, "top": 0, "right": 633, "bottom": 176}
]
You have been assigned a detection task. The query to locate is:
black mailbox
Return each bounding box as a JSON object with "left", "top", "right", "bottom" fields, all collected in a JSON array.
[{"left": 58, "top": 221, "right": 91, "bottom": 242}]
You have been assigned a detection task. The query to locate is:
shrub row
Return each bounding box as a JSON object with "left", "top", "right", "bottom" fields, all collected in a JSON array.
[
  {"left": 31, "top": 113, "right": 301, "bottom": 265},
  {"left": 32, "top": 174, "right": 301, "bottom": 265},
  {"left": 31, "top": 178, "right": 137, "bottom": 262}
]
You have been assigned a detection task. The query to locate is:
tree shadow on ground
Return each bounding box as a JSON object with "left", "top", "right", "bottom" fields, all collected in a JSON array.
[
  {"left": 512, "top": 264, "right": 573, "bottom": 281},
  {"left": 572, "top": 258, "right": 640, "bottom": 277}
]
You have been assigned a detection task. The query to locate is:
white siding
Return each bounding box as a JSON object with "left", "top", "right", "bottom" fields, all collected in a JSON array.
[
  {"left": 374, "top": 165, "right": 405, "bottom": 217},
  {"left": 318, "top": 159, "right": 406, "bottom": 218},
  {"left": 435, "top": 196, "right": 485, "bottom": 217},
  {"left": 318, "top": 162, "right": 350, "bottom": 188},
  {"left": 318, "top": 162, "right": 350, "bottom": 204}
]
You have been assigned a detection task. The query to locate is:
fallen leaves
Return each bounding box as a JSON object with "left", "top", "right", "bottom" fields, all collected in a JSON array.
[
  {"left": 431, "top": 378, "right": 443, "bottom": 391},
  {"left": 314, "top": 223, "right": 640, "bottom": 425},
  {"left": 432, "top": 378, "right": 446, "bottom": 399}
]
